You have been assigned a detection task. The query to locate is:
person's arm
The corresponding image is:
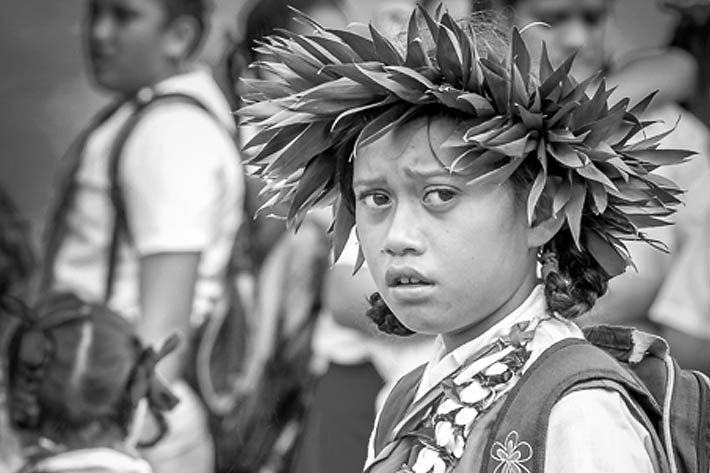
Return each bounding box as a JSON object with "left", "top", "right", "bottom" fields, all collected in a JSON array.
[
  {"left": 137, "top": 252, "right": 200, "bottom": 382},
  {"left": 608, "top": 47, "right": 697, "bottom": 108},
  {"left": 121, "top": 103, "right": 241, "bottom": 381}
]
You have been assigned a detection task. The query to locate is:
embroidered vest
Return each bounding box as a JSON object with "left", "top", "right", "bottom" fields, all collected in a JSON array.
[{"left": 370, "top": 337, "right": 671, "bottom": 473}]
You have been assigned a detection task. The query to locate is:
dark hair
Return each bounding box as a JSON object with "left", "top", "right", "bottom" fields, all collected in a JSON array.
[
  {"left": 161, "top": 0, "right": 211, "bottom": 54},
  {"left": 4, "top": 293, "right": 178, "bottom": 447}
]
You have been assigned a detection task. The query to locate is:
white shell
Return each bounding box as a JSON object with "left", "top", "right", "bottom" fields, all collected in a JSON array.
[
  {"left": 412, "top": 447, "right": 438, "bottom": 473},
  {"left": 483, "top": 362, "right": 509, "bottom": 377},
  {"left": 435, "top": 421, "right": 454, "bottom": 447},
  {"left": 454, "top": 406, "right": 479, "bottom": 426},
  {"left": 459, "top": 382, "right": 490, "bottom": 404},
  {"left": 436, "top": 398, "right": 461, "bottom": 416},
  {"left": 452, "top": 434, "right": 466, "bottom": 459}
]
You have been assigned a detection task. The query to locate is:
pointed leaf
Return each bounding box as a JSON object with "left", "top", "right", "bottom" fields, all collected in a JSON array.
[
  {"left": 511, "top": 28, "right": 531, "bottom": 90},
  {"left": 456, "top": 93, "right": 495, "bottom": 116},
  {"left": 332, "top": 197, "right": 355, "bottom": 263},
  {"left": 623, "top": 149, "right": 695, "bottom": 166},
  {"left": 539, "top": 53, "right": 575, "bottom": 99},
  {"left": 467, "top": 156, "right": 525, "bottom": 186},
  {"left": 369, "top": 24, "right": 404, "bottom": 66},
  {"left": 527, "top": 170, "right": 547, "bottom": 224},
  {"left": 288, "top": 154, "right": 335, "bottom": 221},
  {"left": 437, "top": 25, "right": 464, "bottom": 87},
  {"left": 417, "top": 4, "right": 440, "bottom": 44},
  {"left": 539, "top": 42, "right": 554, "bottom": 82},
  {"left": 327, "top": 29, "right": 378, "bottom": 61},
  {"left": 585, "top": 229, "right": 628, "bottom": 277},
  {"left": 549, "top": 142, "right": 584, "bottom": 168},
  {"left": 629, "top": 90, "right": 659, "bottom": 117},
  {"left": 565, "top": 180, "right": 587, "bottom": 248},
  {"left": 588, "top": 181, "right": 609, "bottom": 214}
]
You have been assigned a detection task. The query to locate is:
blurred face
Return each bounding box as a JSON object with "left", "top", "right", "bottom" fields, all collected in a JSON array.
[
  {"left": 85, "top": 0, "right": 178, "bottom": 94},
  {"left": 515, "top": 0, "right": 611, "bottom": 80},
  {"left": 353, "top": 117, "right": 540, "bottom": 351}
]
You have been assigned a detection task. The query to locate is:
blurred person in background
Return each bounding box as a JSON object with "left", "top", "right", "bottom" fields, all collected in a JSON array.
[
  {"left": 644, "top": 0, "right": 710, "bottom": 376},
  {"left": 0, "top": 185, "right": 36, "bottom": 473},
  {"left": 38, "top": 0, "right": 244, "bottom": 471},
  {"left": 663, "top": 0, "right": 710, "bottom": 128},
  {"left": 488, "top": 0, "right": 710, "bottom": 337},
  {"left": 648, "top": 181, "right": 710, "bottom": 375},
  {"left": 3, "top": 293, "right": 179, "bottom": 473}
]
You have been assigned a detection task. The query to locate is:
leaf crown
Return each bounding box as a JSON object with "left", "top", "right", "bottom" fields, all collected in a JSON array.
[{"left": 239, "top": 6, "right": 693, "bottom": 278}]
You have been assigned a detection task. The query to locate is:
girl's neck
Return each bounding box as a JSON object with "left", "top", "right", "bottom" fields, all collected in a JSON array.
[
  {"left": 118, "top": 62, "right": 190, "bottom": 99},
  {"left": 441, "top": 275, "right": 542, "bottom": 354}
]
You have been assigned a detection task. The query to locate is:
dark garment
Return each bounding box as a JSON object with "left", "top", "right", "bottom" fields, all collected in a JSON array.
[{"left": 290, "top": 361, "right": 384, "bottom": 473}]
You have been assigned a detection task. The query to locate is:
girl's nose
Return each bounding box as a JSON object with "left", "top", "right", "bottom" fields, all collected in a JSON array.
[
  {"left": 382, "top": 202, "right": 424, "bottom": 257},
  {"left": 89, "top": 11, "right": 113, "bottom": 45}
]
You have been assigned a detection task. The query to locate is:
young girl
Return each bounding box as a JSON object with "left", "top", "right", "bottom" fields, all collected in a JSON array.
[
  {"left": 41, "top": 0, "right": 244, "bottom": 470},
  {"left": 2, "top": 292, "right": 179, "bottom": 473},
  {"left": 239, "top": 5, "right": 690, "bottom": 473}
]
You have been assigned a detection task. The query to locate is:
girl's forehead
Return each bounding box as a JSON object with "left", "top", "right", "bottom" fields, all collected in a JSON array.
[
  {"left": 354, "top": 116, "right": 465, "bottom": 178},
  {"left": 357, "top": 115, "right": 461, "bottom": 160}
]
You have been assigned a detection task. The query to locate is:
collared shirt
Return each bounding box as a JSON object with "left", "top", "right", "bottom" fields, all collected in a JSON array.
[
  {"left": 51, "top": 67, "right": 243, "bottom": 323},
  {"left": 367, "top": 285, "right": 661, "bottom": 473}
]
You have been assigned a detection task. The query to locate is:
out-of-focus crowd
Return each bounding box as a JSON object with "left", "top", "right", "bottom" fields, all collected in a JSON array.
[{"left": 0, "top": 1, "right": 709, "bottom": 473}]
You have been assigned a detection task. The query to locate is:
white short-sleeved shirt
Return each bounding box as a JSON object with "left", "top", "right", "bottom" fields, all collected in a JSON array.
[
  {"left": 650, "top": 202, "right": 710, "bottom": 338},
  {"left": 51, "top": 67, "right": 244, "bottom": 323}
]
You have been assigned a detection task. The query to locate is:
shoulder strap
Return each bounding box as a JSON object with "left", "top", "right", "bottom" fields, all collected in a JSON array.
[
  {"left": 40, "top": 99, "right": 125, "bottom": 295},
  {"left": 373, "top": 364, "right": 426, "bottom": 455},
  {"left": 104, "top": 91, "right": 220, "bottom": 302},
  {"left": 481, "top": 338, "right": 666, "bottom": 473}
]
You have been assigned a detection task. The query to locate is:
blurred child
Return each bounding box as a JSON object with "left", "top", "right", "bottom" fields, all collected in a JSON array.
[
  {"left": 0, "top": 186, "right": 35, "bottom": 473},
  {"left": 240, "top": 5, "right": 693, "bottom": 472},
  {"left": 41, "top": 0, "right": 244, "bottom": 470},
  {"left": 3, "top": 292, "right": 179, "bottom": 473}
]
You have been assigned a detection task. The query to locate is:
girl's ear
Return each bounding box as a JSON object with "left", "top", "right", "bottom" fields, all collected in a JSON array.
[{"left": 163, "top": 16, "right": 201, "bottom": 61}]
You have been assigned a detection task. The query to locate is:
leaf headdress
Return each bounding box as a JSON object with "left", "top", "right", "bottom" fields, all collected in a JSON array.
[{"left": 239, "top": 6, "right": 693, "bottom": 278}]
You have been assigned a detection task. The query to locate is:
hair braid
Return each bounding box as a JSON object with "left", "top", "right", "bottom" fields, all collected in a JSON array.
[
  {"left": 541, "top": 231, "right": 609, "bottom": 319},
  {"left": 366, "top": 292, "right": 415, "bottom": 336}
]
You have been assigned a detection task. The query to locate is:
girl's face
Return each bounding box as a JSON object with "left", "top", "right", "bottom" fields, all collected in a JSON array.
[
  {"left": 353, "top": 117, "right": 541, "bottom": 350},
  {"left": 515, "top": 0, "right": 611, "bottom": 80},
  {"left": 85, "top": 0, "right": 179, "bottom": 94}
]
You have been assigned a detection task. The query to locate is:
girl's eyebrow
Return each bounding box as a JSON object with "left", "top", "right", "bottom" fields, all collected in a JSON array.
[
  {"left": 352, "top": 176, "right": 387, "bottom": 188},
  {"left": 403, "top": 166, "right": 461, "bottom": 180}
]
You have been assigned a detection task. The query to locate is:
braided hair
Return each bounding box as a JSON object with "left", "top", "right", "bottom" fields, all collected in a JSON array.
[{"left": 4, "top": 293, "right": 179, "bottom": 448}]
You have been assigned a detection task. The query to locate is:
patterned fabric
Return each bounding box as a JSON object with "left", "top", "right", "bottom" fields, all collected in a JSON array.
[{"left": 365, "top": 319, "right": 540, "bottom": 473}]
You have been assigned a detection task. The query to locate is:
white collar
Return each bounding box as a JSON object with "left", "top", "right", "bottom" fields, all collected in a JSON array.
[{"left": 416, "top": 284, "right": 548, "bottom": 400}]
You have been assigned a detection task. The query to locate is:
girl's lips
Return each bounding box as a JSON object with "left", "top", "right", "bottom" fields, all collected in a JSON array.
[{"left": 385, "top": 267, "right": 433, "bottom": 288}]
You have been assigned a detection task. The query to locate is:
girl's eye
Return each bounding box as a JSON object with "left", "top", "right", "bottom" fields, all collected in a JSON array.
[
  {"left": 112, "top": 6, "right": 138, "bottom": 23},
  {"left": 358, "top": 192, "right": 391, "bottom": 209},
  {"left": 422, "top": 188, "right": 457, "bottom": 207}
]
